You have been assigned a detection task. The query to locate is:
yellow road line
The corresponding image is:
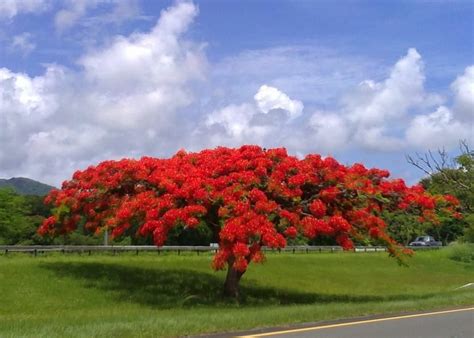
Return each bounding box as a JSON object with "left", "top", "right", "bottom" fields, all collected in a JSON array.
[{"left": 237, "top": 307, "right": 474, "bottom": 337}]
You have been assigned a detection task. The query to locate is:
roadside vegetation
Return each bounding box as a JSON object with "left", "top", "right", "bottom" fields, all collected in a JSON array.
[
  {"left": 0, "top": 143, "right": 472, "bottom": 336},
  {"left": 1, "top": 249, "right": 473, "bottom": 337}
]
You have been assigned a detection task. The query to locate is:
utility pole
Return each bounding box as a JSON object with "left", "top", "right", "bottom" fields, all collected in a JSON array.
[{"left": 104, "top": 228, "right": 109, "bottom": 246}]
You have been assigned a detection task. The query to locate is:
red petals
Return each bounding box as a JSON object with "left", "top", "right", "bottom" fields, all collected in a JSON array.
[
  {"left": 320, "top": 186, "right": 340, "bottom": 202},
  {"left": 309, "top": 199, "right": 326, "bottom": 217},
  {"left": 39, "top": 145, "right": 461, "bottom": 275},
  {"left": 233, "top": 243, "right": 250, "bottom": 257},
  {"left": 329, "top": 216, "right": 351, "bottom": 232},
  {"left": 284, "top": 226, "right": 298, "bottom": 238}
]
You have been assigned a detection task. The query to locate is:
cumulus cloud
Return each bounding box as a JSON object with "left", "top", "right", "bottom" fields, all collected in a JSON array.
[
  {"left": 451, "top": 65, "right": 474, "bottom": 121},
  {"left": 405, "top": 66, "right": 473, "bottom": 149},
  {"left": 307, "top": 48, "right": 471, "bottom": 152},
  {"left": 254, "top": 85, "right": 303, "bottom": 118},
  {"left": 0, "top": 0, "right": 49, "bottom": 19},
  {"left": 308, "top": 112, "right": 350, "bottom": 152},
  {"left": 201, "top": 85, "right": 302, "bottom": 147},
  {"left": 347, "top": 49, "right": 426, "bottom": 126},
  {"left": 406, "top": 106, "right": 471, "bottom": 149},
  {"left": 0, "top": 1, "right": 206, "bottom": 185},
  {"left": 344, "top": 48, "right": 437, "bottom": 150},
  {"left": 78, "top": 1, "right": 205, "bottom": 129}
]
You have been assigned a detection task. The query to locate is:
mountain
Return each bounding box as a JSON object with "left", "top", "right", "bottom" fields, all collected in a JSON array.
[{"left": 0, "top": 177, "right": 56, "bottom": 196}]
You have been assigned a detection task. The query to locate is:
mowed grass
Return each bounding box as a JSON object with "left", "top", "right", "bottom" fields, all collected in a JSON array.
[{"left": 0, "top": 249, "right": 473, "bottom": 337}]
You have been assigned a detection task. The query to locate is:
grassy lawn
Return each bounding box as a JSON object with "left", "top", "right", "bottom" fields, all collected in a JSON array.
[{"left": 0, "top": 249, "right": 473, "bottom": 337}]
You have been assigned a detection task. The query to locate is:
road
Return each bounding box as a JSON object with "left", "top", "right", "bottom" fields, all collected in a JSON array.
[{"left": 203, "top": 307, "right": 474, "bottom": 338}]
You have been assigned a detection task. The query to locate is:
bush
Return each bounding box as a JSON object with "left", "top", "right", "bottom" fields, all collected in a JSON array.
[
  {"left": 446, "top": 243, "right": 474, "bottom": 263},
  {"left": 461, "top": 214, "right": 474, "bottom": 243}
]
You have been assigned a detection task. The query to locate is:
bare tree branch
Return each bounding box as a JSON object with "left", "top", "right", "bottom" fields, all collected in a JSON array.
[{"left": 406, "top": 140, "right": 471, "bottom": 191}]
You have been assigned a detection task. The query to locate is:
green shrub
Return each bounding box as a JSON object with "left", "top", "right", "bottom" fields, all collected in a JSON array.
[{"left": 446, "top": 243, "right": 474, "bottom": 263}]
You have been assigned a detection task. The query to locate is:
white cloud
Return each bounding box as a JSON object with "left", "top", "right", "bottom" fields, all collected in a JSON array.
[
  {"left": 308, "top": 112, "right": 350, "bottom": 152},
  {"left": 202, "top": 85, "right": 302, "bottom": 147},
  {"left": 346, "top": 48, "right": 441, "bottom": 150},
  {"left": 77, "top": 1, "right": 204, "bottom": 130},
  {"left": 403, "top": 65, "right": 474, "bottom": 150},
  {"left": 307, "top": 48, "right": 466, "bottom": 152},
  {"left": 451, "top": 65, "right": 474, "bottom": 121},
  {"left": 10, "top": 33, "right": 36, "bottom": 55},
  {"left": 347, "top": 48, "right": 427, "bottom": 126},
  {"left": 0, "top": 0, "right": 49, "bottom": 19},
  {"left": 254, "top": 85, "right": 303, "bottom": 118},
  {"left": 205, "top": 103, "right": 256, "bottom": 140},
  {"left": 0, "top": 1, "right": 206, "bottom": 185},
  {"left": 0, "top": 67, "right": 58, "bottom": 122},
  {"left": 406, "top": 106, "right": 471, "bottom": 149}
]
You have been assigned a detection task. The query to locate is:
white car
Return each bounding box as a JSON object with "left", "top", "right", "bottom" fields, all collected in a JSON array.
[{"left": 409, "top": 236, "right": 442, "bottom": 247}]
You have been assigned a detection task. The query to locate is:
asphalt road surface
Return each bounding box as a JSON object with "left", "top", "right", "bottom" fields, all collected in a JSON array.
[{"left": 204, "top": 307, "right": 474, "bottom": 338}]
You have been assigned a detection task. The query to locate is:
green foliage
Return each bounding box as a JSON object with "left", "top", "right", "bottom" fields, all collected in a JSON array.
[
  {"left": 420, "top": 150, "right": 473, "bottom": 212},
  {"left": 165, "top": 221, "right": 214, "bottom": 246},
  {"left": 446, "top": 243, "right": 474, "bottom": 263},
  {"left": 0, "top": 188, "right": 46, "bottom": 245},
  {"left": 461, "top": 214, "right": 474, "bottom": 243},
  {"left": 383, "top": 211, "right": 427, "bottom": 246},
  {"left": 429, "top": 215, "right": 466, "bottom": 245},
  {"left": 415, "top": 144, "right": 474, "bottom": 244},
  {"left": 0, "top": 187, "right": 118, "bottom": 245}
]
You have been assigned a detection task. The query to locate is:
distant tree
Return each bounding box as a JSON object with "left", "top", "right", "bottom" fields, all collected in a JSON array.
[
  {"left": 383, "top": 211, "right": 428, "bottom": 246},
  {"left": 407, "top": 140, "right": 473, "bottom": 242},
  {"left": 0, "top": 188, "right": 45, "bottom": 244},
  {"left": 407, "top": 140, "right": 473, "bottom": 212}
]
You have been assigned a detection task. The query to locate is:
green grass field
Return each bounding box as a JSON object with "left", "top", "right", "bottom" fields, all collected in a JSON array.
[{"left": 1, "top": 249, "right": 473, "bottom": 337}]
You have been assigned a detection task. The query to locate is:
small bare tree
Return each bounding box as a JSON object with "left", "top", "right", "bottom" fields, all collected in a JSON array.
[{"left": 407, "top": 140, "right": 473, "bottom": 212}]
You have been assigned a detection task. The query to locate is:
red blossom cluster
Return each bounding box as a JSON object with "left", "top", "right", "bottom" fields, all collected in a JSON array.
[{"left": 39, "top": 145, "right": 461, "bottom": 272}]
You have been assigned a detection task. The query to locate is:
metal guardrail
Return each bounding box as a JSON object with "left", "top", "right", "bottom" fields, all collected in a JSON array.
[{"left": 0, "top": 244, "right": 439, "bottom": 256}]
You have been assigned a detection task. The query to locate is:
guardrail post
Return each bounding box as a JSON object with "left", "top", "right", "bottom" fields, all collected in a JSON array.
[{"left": 34, "top": 249, "right": 37, "bottom": 257}]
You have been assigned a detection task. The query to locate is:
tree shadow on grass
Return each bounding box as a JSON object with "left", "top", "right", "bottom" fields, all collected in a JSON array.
[{"left": 41, "top": 262, "right": 435, "bottom": 309}]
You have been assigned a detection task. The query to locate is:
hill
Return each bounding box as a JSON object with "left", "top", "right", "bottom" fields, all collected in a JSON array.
[{"left": 0, "top": 177, "right": 55, "bottom": 196}]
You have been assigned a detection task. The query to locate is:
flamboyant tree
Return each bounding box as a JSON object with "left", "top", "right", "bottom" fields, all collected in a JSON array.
[{"left": 39, "top": 146, "right": 461, "bottom": 297}]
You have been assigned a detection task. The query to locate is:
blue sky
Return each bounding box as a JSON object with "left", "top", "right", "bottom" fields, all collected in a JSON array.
[{"left": 0, "top": 0, "right": 473, "bottom": 186}]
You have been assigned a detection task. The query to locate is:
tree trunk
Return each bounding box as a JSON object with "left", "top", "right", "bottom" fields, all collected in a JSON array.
[{"left": 223, "top": 260, "right": 244, "bottom": 298}]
